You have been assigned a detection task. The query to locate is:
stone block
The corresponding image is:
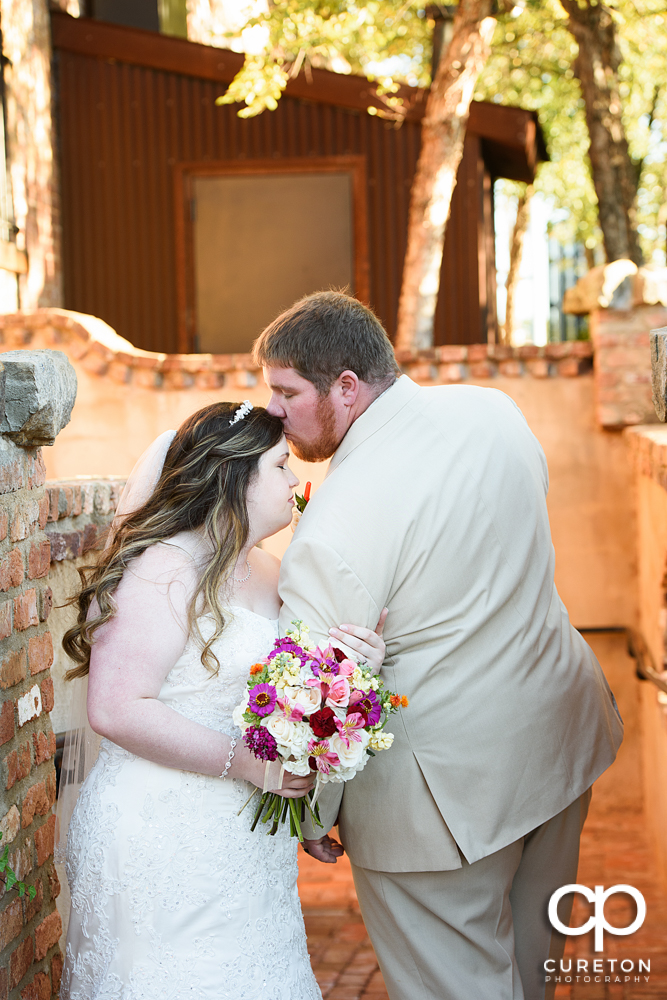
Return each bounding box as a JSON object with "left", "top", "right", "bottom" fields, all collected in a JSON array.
[
  {"left": 0, "top": 899, "right": 23, "bottom": 953},
  {"left": 9, "top": 935, "right": 33, "bottom": 989},
  {"left": 38, "top": 588, "right": 52, "bottom": 623},
  {"left": 0, "top": 350, "right": 77, "bottom": 448},
  {"left": 5, "top": 742, "right": 30, "bottom": 789},
  {"left": 34, "top": 815, "right": 55, "bottom": 867},
  {"left": 40, "top": 677, "right": 53, "bottom": 713},
  {"left": 0, "top": 648, "right": 26, "bottom": 689},
  {"left": 28, "top": 634, "right": 53, "bottom": 676},
  {"left": 17, "top": 684, "right": 42, "bottom": 727},
  {"left": 436, "top": 345, "right": 467, "bottom": 363},
  {"left": 27, "top": 541, "right": 50, "bottom": 580},
  {"left": 498, "top": 360, "right": 523, "bottom": 377},
  {"left": 14, "top": 590, "right": 38, "bottom": 631},
  {"left": 525, "top": 359, "right": 551, "bottom": 379},
  {"left": 468, "top": 361, "right": 495, "bottom": 379},
  {"left": 0, "top": 804, "right": 20, "bottom": 845},
  {"left": 467, "top": 344, "right": 489, "bottom": 362},
  {"left": 0, "top": 600, "right": 13, "bottom": 639},
  {"left": 20, "top": 971, "right": 51, "bottom": 1000},
  {"left": 438, "top": 363, "right": 465, "bottom": 383},
  {"left": 0, "top": 699, "right": 15, "bottom": 745},
  {"left": 22, "top": 877, "right": 43, "bottom": 925},
  {"left": 651, "top": 327, "right": 667, "bottom": 421},
  {"left": 47, "top": 866, "right": 60, "bottom": 903},
  {"left": 50, "top": 954, "right": 63, "bottom": 994},
  {"left": 21, "top": 779, "right": 49, "bottom": 828},
  {"left": 32, "top": 730, "right": 55, "bottom": 767}
]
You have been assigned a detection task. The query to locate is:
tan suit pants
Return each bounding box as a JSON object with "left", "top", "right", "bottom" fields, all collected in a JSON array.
[{"left": 350, "top": 789, "right": 591, "bottom": 1000}]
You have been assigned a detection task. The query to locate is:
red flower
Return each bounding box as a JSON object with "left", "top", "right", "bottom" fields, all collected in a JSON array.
[
  {"left": 309, "top": 707, "right": 337, "bottom": 737},
  {"left": 332, "top": 647, "right": 347, "bottom": 663}
]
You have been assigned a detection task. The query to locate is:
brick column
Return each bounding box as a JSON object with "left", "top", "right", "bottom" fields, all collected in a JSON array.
[{"left": 0, "top": 351, "right": 76, "bottom": 999}]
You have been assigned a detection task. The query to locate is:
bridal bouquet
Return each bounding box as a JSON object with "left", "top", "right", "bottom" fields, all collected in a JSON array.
[{"left": 232, "top": 620, "right": 407, "bottom": 841}]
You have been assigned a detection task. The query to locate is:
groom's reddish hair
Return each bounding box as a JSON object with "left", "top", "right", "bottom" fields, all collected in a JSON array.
[{"left": 253, "top": 290, "right": 399, "bottom": 395}]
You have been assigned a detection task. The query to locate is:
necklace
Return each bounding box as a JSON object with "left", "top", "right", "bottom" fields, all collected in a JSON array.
[{"left": 234, "top": 559, "right": 252, "bottom": 583}]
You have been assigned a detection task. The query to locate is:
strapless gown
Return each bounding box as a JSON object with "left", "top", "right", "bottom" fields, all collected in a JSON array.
[{"left": 61, "top": 607, "right": 321, "bottom": 1000}]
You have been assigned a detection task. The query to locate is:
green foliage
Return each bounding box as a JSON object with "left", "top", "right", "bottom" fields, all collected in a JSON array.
[
  {"left": 475, "top": 1, "right": 602, "bottom": 250},
  {"left": 215, "top": 0, "right": 432, "bottom": 118},
  {"left": 215, "top": 0, "right": 667, "bottom": 260},
  {"left": 475, "top": 0, "right": 667, "bottom": 262},
  {"left": 0, "top": 833, "right": 36, "bottom": 900}
]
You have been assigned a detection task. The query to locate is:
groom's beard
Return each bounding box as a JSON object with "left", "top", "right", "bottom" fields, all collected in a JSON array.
[{"left": 287, "top": 394, "right": 340, "bottom": 463}]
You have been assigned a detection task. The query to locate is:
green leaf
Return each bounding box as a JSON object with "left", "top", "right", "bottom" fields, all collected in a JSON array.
[{"left": 27, "top": 886, "right": 36, "bottom": 900}]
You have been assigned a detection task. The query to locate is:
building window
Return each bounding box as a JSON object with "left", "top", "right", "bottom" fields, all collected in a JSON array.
[{"left": 175, "top": 157, "right": 369, "bottom": 354}]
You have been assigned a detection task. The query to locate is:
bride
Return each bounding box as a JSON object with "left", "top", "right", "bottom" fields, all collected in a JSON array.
[{"left": 59, "top": 400, "right": 386, "bottom": 1000}]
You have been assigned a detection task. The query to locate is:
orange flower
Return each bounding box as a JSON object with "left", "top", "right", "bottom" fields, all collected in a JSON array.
[
  {"left": 250, "top": 663, "right": 264, "bottom": 675},
  {"left": 401, "top": 695, "right": 409, "bottom": 708},
  {"left": 390, "top": 694, "right": 401, "bottom": 708}
]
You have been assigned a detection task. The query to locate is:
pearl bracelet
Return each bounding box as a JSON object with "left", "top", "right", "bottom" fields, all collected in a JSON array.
[{"left": 220, "top": 737, "right": 237, "bottom": 779}]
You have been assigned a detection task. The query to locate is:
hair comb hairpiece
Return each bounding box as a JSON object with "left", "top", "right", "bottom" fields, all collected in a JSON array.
[{"left": 229, "top": 400, "right": 253, "bottom": 426}]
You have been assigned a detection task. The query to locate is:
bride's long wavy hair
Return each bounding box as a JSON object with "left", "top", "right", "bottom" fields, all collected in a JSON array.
[{"left": 62, "top": 402, "right": 284, "bottom": 679}]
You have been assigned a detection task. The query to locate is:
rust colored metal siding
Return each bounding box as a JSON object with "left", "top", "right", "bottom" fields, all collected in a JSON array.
[{"left": 55, "top": 33, "right": 494, "bottom": 351}]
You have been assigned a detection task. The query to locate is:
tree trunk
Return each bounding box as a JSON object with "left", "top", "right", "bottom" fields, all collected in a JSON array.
[
  {"left": 561, "top": 0, "right": 643, "bottom": 266},
  {"left": 395, "top": 1, "right": 496, "bottom": 352},
  {"left": 501, "top": 185, "right": 532, "bottom": 346}
]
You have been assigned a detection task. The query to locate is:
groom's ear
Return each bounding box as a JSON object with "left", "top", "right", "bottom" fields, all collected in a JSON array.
[{"left": 335, "top": 370, "right": 360, "bottom": 407}]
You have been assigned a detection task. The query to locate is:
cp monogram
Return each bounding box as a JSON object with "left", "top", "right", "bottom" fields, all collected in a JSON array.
[{"left": 548, "top": 884, "right": 647, "bottom": 952}]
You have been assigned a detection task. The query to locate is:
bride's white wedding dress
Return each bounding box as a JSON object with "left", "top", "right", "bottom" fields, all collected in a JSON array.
[{"left": 62, "top": 607, "right": 322, "bottom": 1000}]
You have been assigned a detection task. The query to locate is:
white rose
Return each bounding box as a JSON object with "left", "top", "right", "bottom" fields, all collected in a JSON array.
[
  {"left": 329, "top": 730, "right": 369, "bottom": 770},
  {"left": 265, "top": 715, "right": 311, "bottom": 756},
  {"left": 283, "top": 685, "right": 321, "bottom": 717},
  {"left": 282, "top": 757, "right": 311, "bottom": 776},
  {"left": 232, "top": 692, "right": 250, "bottom": 731}
]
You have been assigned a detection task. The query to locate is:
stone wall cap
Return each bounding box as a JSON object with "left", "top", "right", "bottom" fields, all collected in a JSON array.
[
  {"left": 0, "top": 350, "right": 77, "bottom": 448},
  {"left": 0, "top": 309, "right": 596, "bottom": 392}
]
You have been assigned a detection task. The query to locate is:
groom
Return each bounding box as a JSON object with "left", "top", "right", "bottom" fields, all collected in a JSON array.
[{"left": 253, "top": 291, "right": 623, "bottom": 1000}]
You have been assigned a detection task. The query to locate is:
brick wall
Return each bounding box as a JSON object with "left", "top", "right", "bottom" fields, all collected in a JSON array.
[
  {"left": 45, "top": 479, "right": 124, "bottom": 565},
  {"left": 591, "top": 305, "right": 667, "bottom": 429},
  {"left": 0, "top": 446, "right": 63, "bottom": 1000},
  {"left": 0, "top": 351, "right": 75, "bottom": 1000}
]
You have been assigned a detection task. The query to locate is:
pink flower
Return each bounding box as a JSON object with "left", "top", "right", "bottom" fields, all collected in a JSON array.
[
  {"left": 305, "top": 676, "right": 330, "bottom": 699},
  {"left": 307, "top": 739, "right": 341, "bottom": 774},
  {"left": 335, "top": 712, "right": 366, "bottom": 747},
  {"left": 276, "top": 697, "right": 305, "bottom": 722},
  {"left": 337, "top": 658, "right": 356, "bottom": 678},
  {"left": 326, "top": 676, "right": 350, "bottom": 712}
]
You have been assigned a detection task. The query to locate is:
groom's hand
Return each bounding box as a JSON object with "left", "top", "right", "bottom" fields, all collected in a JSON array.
[{"left": 302, "top": 834, "right": 345, "bottom": 864}]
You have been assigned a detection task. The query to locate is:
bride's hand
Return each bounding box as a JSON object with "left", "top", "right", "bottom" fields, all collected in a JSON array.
[
  {"left": 234, "top": 748, "right": 315, "bottom": 798},
  {"left": 328, "top": 607, "right": 388, "bottom": 674}
]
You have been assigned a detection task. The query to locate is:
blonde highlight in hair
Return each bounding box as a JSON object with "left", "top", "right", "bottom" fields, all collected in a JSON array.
[{"left": 62, "top": 402, "right": 284, "bottom": 679}]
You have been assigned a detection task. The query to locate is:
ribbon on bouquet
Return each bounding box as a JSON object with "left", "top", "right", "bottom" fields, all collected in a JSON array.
[
  {"left": 262, "top": 762, "right": 285, "bottom": 794},
  {"left": 310, "top": 772, "right": 324, "bottom": 810}
]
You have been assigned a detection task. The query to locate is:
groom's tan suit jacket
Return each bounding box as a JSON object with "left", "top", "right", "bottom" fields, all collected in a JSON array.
[{"left": 279, "top": 376, "right": 623, "bottom": 873}]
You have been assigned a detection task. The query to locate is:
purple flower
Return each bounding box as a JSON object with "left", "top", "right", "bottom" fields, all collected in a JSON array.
[
  {"left": 243, "top": 726, "right": 279, "bottom": 762},
  {"left": 350, "top": 689, "right": 381, "bottom": 726},
  {"left": 248, "top": 683, "right": 277, "bottom": 717},
  {"left": 267, "top": 638, "right": 310, "bottom": 666},
  {"left": 309, "top": 645, "right": 341, "bottom": 677}
]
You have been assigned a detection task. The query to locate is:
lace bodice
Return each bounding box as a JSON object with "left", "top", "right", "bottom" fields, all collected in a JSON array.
[{"left": 157, "top": 606, "right": 279, "bottom": 738}]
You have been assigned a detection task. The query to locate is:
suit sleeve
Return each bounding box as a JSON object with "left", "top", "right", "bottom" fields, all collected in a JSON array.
[
  {"left": 279, "top": 534, "right": 381, "bottom": 839},
  {"left": 278, "top": 535, "right": 381, "bottom": 649}
]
